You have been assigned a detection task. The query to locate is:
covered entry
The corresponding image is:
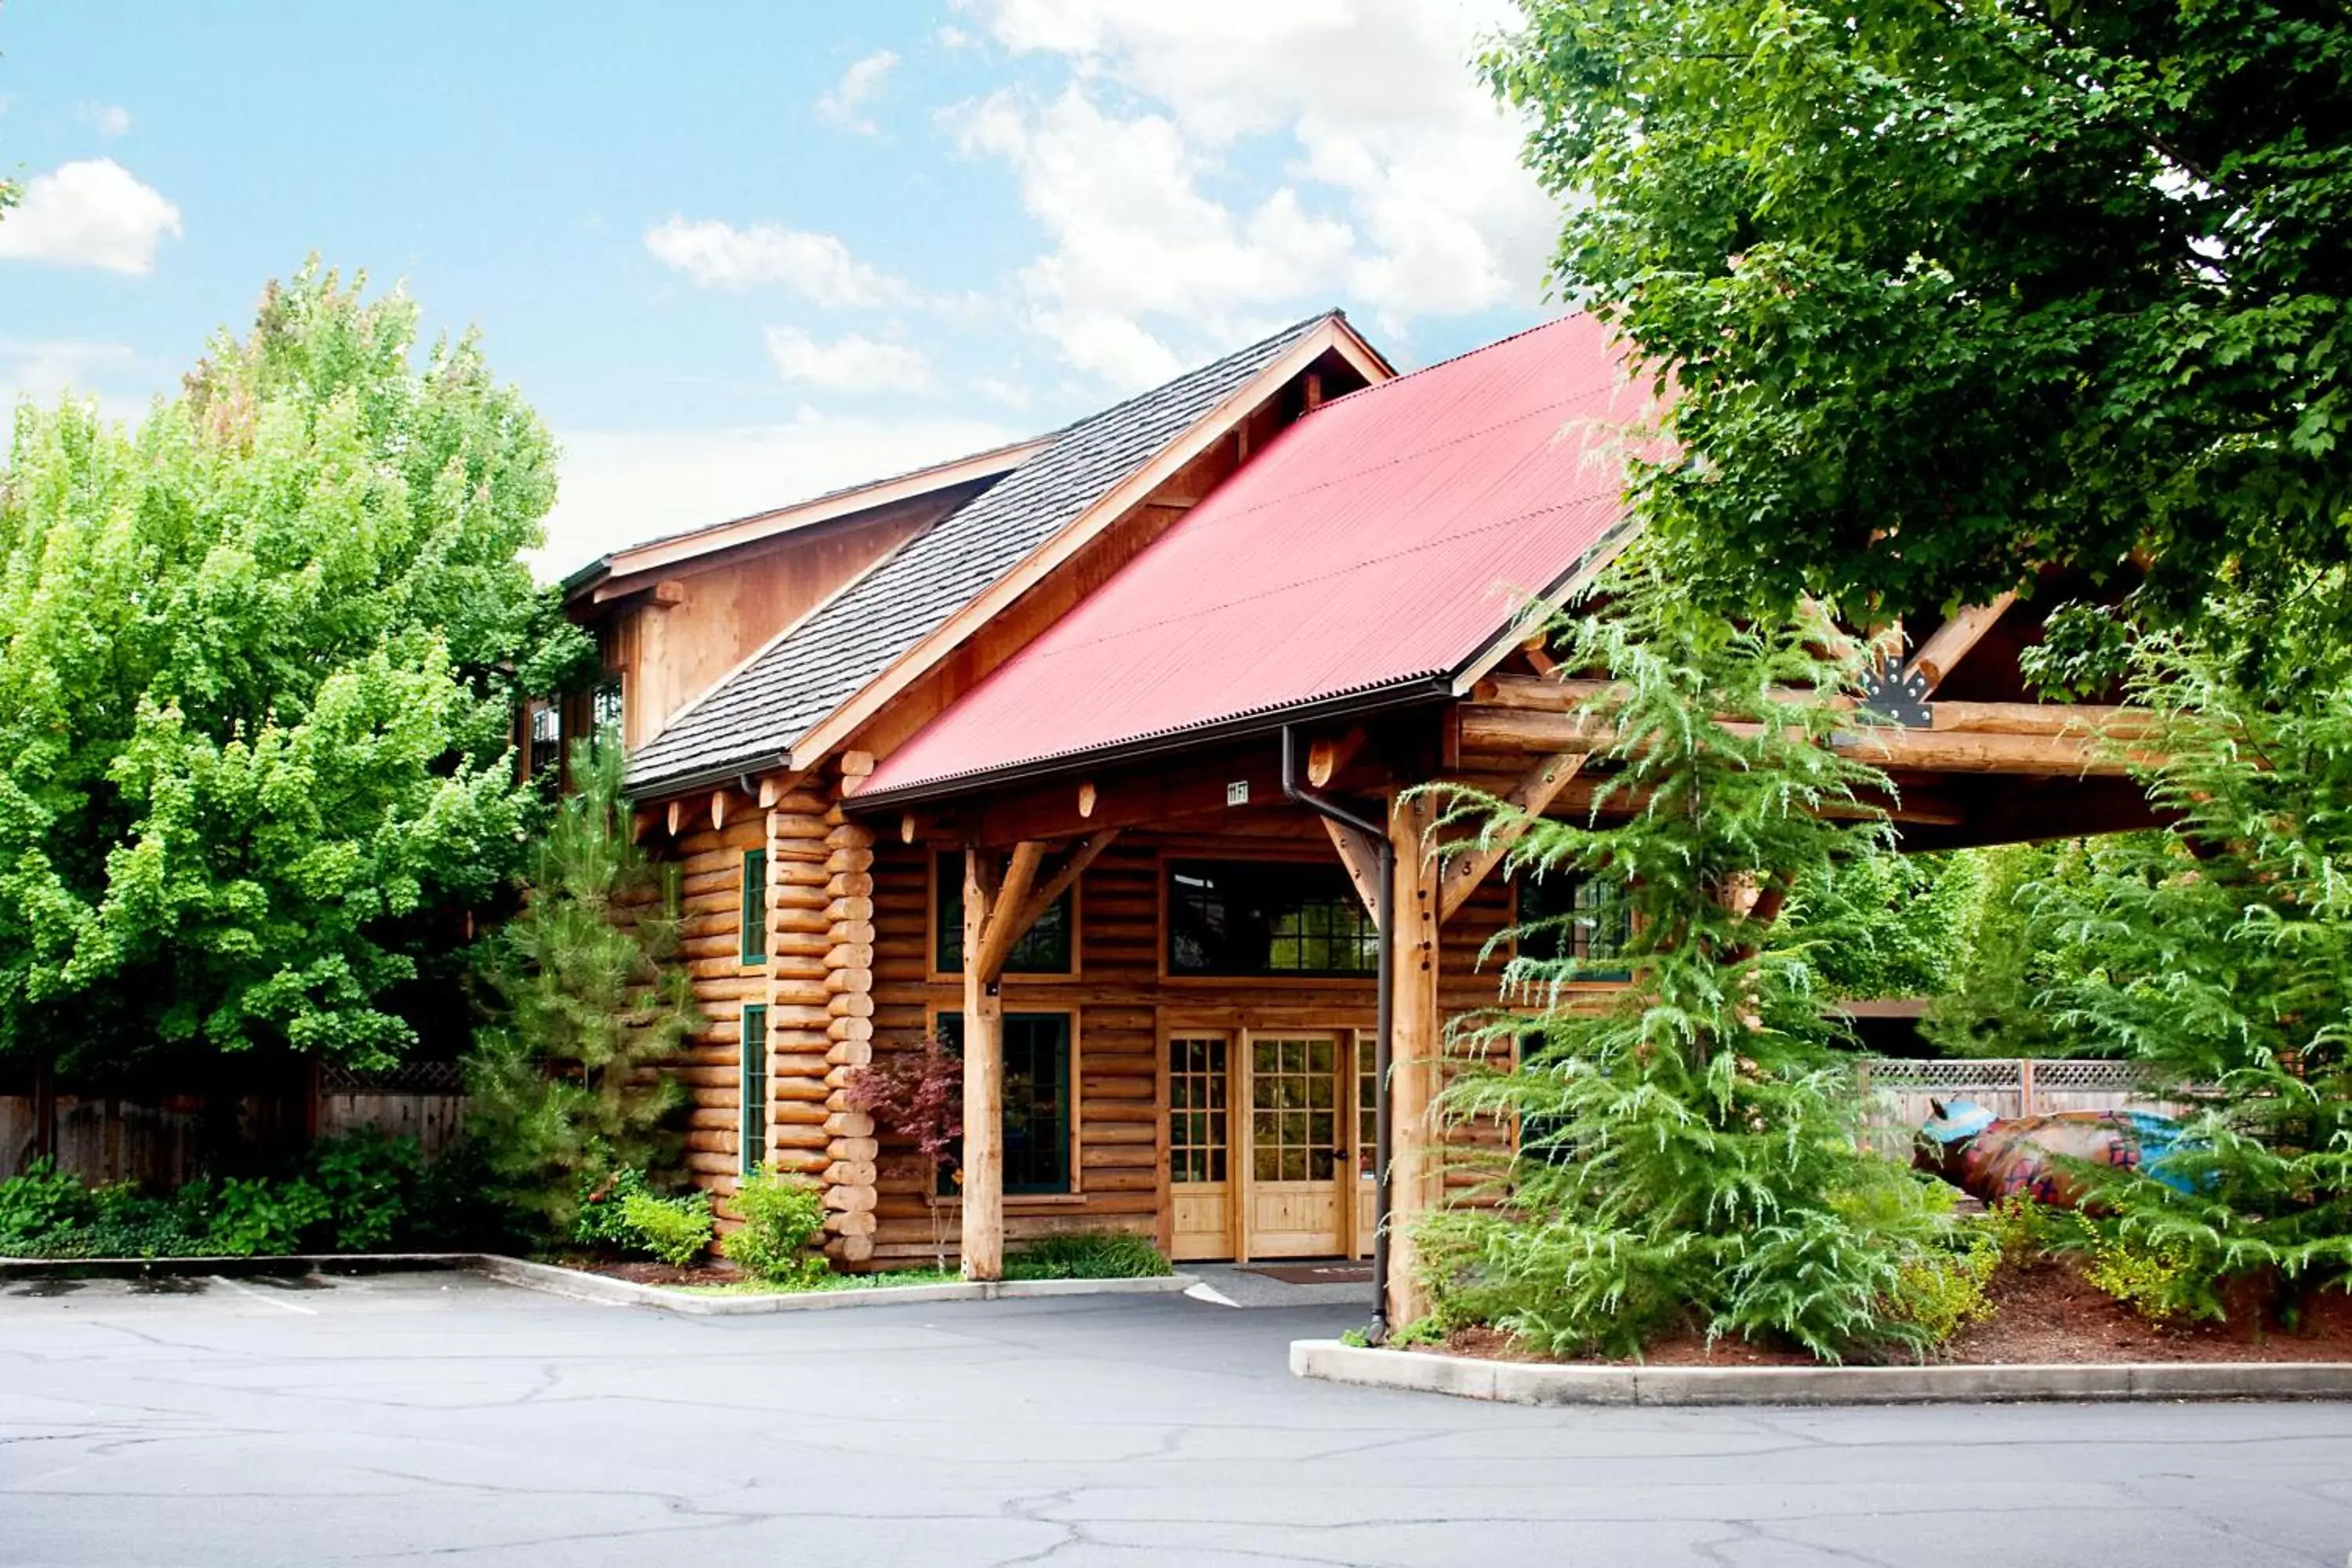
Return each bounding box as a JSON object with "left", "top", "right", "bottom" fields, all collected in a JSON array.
[{"left": 1168, "top": 1028, "right": 1376, "bottom": 1262}]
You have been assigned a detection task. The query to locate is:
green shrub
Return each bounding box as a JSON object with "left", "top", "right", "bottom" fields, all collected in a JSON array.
[
  {"left": 205, "top": 1178, "right": 332, "bottom": 1257},
  {"left": 1979, "top": 1194, "right": 2053, "bottom": 1265},
  {"left": 305, "top": 1131, "right": 423, "bottom": 1253},
  {"left": 2083, "top": 1233, "right": 2198, "bottom": 1323},
  {"left": 1007, "top": 1229, "right": 1171, "bottom": 1280},
  {"left": 1887, "top": 1233, "right": 2000, "bottom": 1348},
  {"left": 720, "top": 1166, "right": 829, "bottom": 1285},
  {"left": 571, "top": 1166, "right": 653, "bottom": 1251},
  {"left": 618, "top": 1190, "right": 713, "bottom": 1268},
  {"left": 0, "top": 1159, "right": 93, "bottom": 1252}
]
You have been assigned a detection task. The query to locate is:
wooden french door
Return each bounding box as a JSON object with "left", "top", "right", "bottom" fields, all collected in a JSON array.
[
  {"left": 1167, "top": 1029, "right": 1375, "bottom": 1261},
  {"left": 1244, "top": 1034, "right": 1345, "bottom": 1256}
]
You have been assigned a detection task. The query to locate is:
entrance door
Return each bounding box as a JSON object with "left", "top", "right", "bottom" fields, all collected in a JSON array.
[
  {"left": 1167, "top": 1036, "right": 1234, "bottom": 1261},
  {"left": 1244, "top": 1034, "right": 1345, "bottom": 1257}
]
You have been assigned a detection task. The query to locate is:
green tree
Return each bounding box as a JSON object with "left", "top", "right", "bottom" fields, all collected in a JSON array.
[
  {"left": 0, "top": 262, "right": 593, "bottom": 1074},
  {"left": 1486, "top": 1, "right": 2352, "bottom": 645},
  {"left": 465, "top": 740, "right": 696, "bottom": 1238},
  {"left": 2024, "top": 611, "right": 2352, "bottom": 1312},
  {"left": 1425, "top": 563, "right": 1948, "bottom": 1360},
  {"left": 1787, "top": 850, "right": 1981, "bottom": 1002}
]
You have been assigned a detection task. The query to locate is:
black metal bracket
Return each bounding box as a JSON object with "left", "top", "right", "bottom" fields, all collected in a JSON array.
[{"left": 1857, "top": 661, "right": 1934, "bottom": 727}]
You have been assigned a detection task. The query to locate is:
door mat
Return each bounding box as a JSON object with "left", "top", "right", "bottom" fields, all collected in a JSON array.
[{"left": 1239, "top": 1261, "right": 1374, "bottom": 1286}]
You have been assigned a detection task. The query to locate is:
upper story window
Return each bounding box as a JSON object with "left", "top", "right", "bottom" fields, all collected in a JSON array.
[
  {"left": 740, "top": 850, "right": 768, "bottom": 965},
  {"left": 1167, "top": 860, "right": 1375, "bottom": 978},
  {"left": 934, "top": 851, "right": 1073, "bottom": 975},
  {"left": 1515, "top": 872, "right": 1632, "bottom": 982},
  {"left": 590, "top": 676, "right": 624, "bottom": 750},
  {"left": 524, "top": 700, "right": 561, "bottom": 781}
]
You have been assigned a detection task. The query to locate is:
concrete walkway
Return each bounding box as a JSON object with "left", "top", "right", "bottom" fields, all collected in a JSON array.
[
  {"left": 5, "top": 1271, "right": 2350, "bottom": 1566},
  {"left": 1181, "top": 1260, "right": 1379, "bottom": 1310}
]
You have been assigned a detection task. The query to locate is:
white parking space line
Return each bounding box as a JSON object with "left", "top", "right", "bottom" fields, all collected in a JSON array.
[{"left": 207, "top": 1275, "right": 321, "bottom": 1315}]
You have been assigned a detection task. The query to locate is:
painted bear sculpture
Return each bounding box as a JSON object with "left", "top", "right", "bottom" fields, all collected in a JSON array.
[{"left": 1915, "top": 1098, "right": 2197, "bottom": 1210}]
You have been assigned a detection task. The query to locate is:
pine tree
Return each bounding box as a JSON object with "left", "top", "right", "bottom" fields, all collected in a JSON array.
[
  {"left": 2026, "top": 603, "right": 2352, "bottom": 1315},
  {"left": 1424, "top": 562, "right": 1948, "bottom": 1360},
  {"left": 466, "top": 740, "right": 696, "bottom": 1237}
]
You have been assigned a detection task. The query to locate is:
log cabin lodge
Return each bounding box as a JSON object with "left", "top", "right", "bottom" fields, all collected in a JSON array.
[{"left": 554, "top": 311, "right": 2153, "bottom": 1323}]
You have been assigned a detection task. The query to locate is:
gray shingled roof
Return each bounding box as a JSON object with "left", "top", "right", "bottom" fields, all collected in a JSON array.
[{"left": 625, "top": 312, "right": 1334, "bottom": 796}]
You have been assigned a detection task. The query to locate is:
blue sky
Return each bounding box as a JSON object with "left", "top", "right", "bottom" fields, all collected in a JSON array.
[{"left": 1, "top": 2, "right": 1559, "bottom": 575}]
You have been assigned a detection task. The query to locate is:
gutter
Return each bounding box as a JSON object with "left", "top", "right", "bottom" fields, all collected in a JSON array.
[{"left": 1279, "top": 724, "right": 1396, "bottom": 1345}]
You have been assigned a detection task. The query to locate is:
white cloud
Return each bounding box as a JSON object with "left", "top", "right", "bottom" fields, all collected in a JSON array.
[
  {"left": 764, "top": 326, "right": 933, "bottom": 393},
  {"left": 76, "top": 103, "right": 133, "bottom": 138},
  {"left": 540, "top": 410, "right": 1022, "bottom": 578},
  {"left": 644, "top": 216, "right": 909, "bottom": 306},
  {"left": 816, "top": 49, "right": 899, "bottom": 135},
  {"left": 953, "top": 86, "right": 1353, "bottom": 386},
  {"left": 0, "top": 339, "right": 150, "bottom": 421},
  {"left": 0, "top": 159, "right": 181, "bottom": 274},
  {"left": 948, "top": 0, "right": 1556, "bottom": 370},
  {"left": 936, "top": 24, "right": 972, "bottom": 49}
]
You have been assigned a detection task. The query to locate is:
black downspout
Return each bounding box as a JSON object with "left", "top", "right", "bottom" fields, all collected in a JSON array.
[{"left": 1280, "top": 725, "right": 1394, "bottom": 1342}]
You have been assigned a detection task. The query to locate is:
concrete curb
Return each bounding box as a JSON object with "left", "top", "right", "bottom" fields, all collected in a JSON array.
[
  {"left": 476, "top": 1255, "right": 1198, "bottom": 1316},
  {"left": 1290, "top": 1339, "right": 2352, "bottom": 1406},
  {"left": 0, "top": 1253, "right": 481, "bottom": 1282},
  {"left": 1, "top": 1251, "right": 1194, "bottom": 1316}
]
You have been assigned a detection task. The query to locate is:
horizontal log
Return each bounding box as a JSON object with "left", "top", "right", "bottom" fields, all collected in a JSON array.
[
  {"left": 829, "top": 1233, "right": 877, "bottom": 1265},
  {"left": 1456, "top": 706, "right": 2138, "bottom": 777},
  {"left": 826, "top": 1137, "right": 880, "bottom": 1164},
  {"left": 826, "top": 1210, "right": 879, "bottom": 1238}
]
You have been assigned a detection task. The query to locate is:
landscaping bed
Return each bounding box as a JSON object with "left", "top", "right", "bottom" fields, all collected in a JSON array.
[{"left": 1413, "top": 1261, "right": 2352, "bottom": 1370}]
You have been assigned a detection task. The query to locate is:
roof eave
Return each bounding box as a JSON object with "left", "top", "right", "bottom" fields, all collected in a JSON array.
[{"left": 841, "top": 674, "right": 1455, "bottom": 814}]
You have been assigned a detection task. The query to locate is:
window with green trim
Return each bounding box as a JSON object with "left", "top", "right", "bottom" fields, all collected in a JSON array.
[
  {"left": 740, "top": 1004, "right": 768, "bottom": 1174},
  {"left": 934, "top": 1011, "right": 1072, "bottom": 1194},
  {"left": 740, "top": 850, "right": 767, "bottom": 964},
  {"left": 1514, "top": 872, "right": 1631, "bottom": 982},
  {"left": 934, "top": 851, "right": 1073, "bottom": 974}
]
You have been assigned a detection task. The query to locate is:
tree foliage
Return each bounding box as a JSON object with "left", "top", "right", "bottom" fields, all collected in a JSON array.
[
  {"left": 2023, "top": 611, "right": 2352, "bottom": 1310},
  {"left": 1486, "top": 0, "right": 2352, "bottom": 640},
  {"left": 0, "top": 262, "right": 593, "bottom": 1074},
  {"left": 465, "top": 741, "right": 695, "bottom": 1238},
  {"left": 1423, "top": 564, "right": 1951, "bottom": 1360}
]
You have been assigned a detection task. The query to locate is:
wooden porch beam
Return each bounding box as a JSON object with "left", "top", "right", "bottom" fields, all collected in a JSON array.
[
  {"left": 1457, "top": 706, "right": 2140, "bottom": 777},
  {"left": 1436, "top": 753, "right": 1587, "bottom": 924},
  {"left": 1014, "top": 829, "right": 1120, "bottom": 939},
  {"left": 1901, "top": 593, "right": 2018, "bottom": 695},
  {"left": 971, "top": 840, "right": 1047, "bottom": 985},
  {"left": 1320, "top": 818, "right": 1385, "bottom": 925}
]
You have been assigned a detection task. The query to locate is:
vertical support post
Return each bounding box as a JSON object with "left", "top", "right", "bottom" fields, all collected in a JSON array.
[
  {"left": 2018, "top": 1057, "right": 2038, "bottom": 1119},
  {"left": 1384, "top": 791, "right": 1443, "bottom": 1329},
  {"left": 960, "top": 846, "right": 1006, "bottom": 1283}
]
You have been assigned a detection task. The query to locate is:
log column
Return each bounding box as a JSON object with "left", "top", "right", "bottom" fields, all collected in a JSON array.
[
  {"left": 760, "top": 785, "right": 836, "bottom": 1183},
  {"left": 1384, "top": 791, "right": 1443, "bottom": 1329},
  {"left": 960, "top": 846, "right": 1007, "bottom": 1281},
  {"left": 821, "top": 800, "right": 880, "bottom": 1263}
]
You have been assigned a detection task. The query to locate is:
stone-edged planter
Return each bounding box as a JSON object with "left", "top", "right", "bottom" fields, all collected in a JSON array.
[
  {"left": 1291, "top": 1338, "right": 2352, "bottom": 1406},
  {"left": 475, "top": 1254, "right": 1198, "bottom": 1316}
]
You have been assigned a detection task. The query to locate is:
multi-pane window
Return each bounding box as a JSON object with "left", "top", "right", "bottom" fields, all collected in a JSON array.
[
  {"left": 1250, "top": 1036, "right": 1340, "bottom": 1182},
  {"left": 935, "top": 1012, "right": 1073, "bottom": 1194},
  {"left": 524, "top": 701, "right": 561, "bottom": 781},
  {"left": 1357, "top": 1044, "right": 1379, "bottom": 1179},
  {"left": 739, "top": 1005, "right": 768, "bottom": 1175},
  {"left": 1515, "top": 873, "right": 1632, "bottom": 981},
  {"left": 739, "top": 850, "right": 767, "bottom": 965},
  {"left": 1167, "top": 861, "right": 1377, "bottom": 977},
  {"left": 934, "top": 852, "right": 1073, "bottom": 974},
  {"left": 590, "top": 677, "right": 624, "bottom": 742},
  {"left": 1168, "top": 1037, "right": 1229, "bottom": 1184}
]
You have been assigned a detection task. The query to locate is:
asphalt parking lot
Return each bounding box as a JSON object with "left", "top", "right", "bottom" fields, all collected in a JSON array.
[{"left": 3, "top": 1270, "right": 2350, "bottom": 1566}]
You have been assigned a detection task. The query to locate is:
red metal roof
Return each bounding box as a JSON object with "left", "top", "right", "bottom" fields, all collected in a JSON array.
[{"left": 855, "top": 314, "right": 1653, "bottom": 801}]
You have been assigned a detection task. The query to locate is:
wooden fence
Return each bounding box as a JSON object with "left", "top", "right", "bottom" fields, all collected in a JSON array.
[
  {"left": 1, "top": 1062, "right": 468, "bottom": 1185},
  {"left": 1857, "top": 1058, "right": 2195, "bottom": 1158}
]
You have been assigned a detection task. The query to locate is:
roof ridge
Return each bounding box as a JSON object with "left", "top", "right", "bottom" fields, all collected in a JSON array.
[
  {"left": 1308, "top": 309, "right": 1595, "bottom": 416},
  {"left": 1032, "top": 310, "right": 1340, "bottom": 441}
]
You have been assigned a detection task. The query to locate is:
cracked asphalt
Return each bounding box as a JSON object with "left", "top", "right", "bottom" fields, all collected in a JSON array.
[{"left": 3, "top": 1272, "right": 2350, "bottom": 1566}]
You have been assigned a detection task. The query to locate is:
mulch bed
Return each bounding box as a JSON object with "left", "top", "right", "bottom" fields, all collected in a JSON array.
[
  {"left": 1424, "top": 1260, "right": 2352, "bottom": 1367},
  {"left": 561, "top": 1258, "right": 748, "bottom": 1289}
]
